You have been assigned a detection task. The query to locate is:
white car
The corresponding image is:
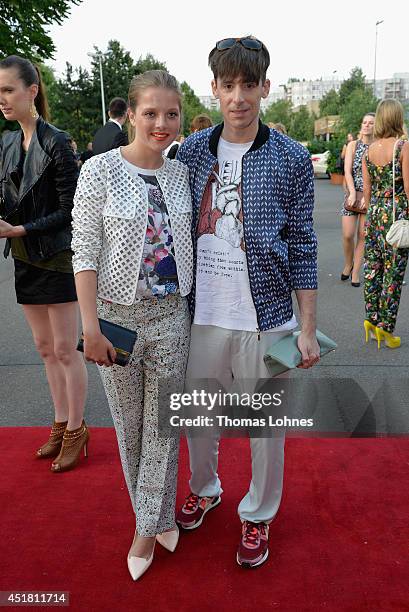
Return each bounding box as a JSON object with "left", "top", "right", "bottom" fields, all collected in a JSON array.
[{"left": 311, "top": 150, "right": 330, "bottom": 177}]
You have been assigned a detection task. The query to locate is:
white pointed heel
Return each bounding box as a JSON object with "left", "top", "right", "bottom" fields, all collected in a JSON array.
[
  {"left": 156, "top": 526, "right": 179, "bottom": 552},
  {"left": 127, "top": 542, "right": 155, "bottom": 581}
]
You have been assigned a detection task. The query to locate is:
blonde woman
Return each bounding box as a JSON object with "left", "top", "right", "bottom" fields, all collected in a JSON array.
[
  {"left": 341, "top": 113, "right": 375, "bottom": 286},
  {"left": 72, "top": 71, "right": 193, "bottom": 580},
  {"left": 362, "top": 99, "right": 409, "bottom": 348}
]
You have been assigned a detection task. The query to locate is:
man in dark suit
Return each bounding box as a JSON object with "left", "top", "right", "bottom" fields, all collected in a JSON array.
[{"left": 92, "top": 97, "right": 128, "bottom": 154}]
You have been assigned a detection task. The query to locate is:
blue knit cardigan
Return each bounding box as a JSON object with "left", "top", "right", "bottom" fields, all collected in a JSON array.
[{"left": 177, "top": 122, "right": 318, "bottom": 331}]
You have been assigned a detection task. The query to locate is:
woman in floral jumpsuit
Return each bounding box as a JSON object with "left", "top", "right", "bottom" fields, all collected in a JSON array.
[{"left": 362, "top": 99, "right": 409, "bottom": 348}]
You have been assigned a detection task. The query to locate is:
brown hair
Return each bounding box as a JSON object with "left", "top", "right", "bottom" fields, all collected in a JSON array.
[
  {"left": 0, "top": 55, "right": 50, "bottom": 121},
  {"left": 190, "top": 114, "right": 213, "bottom": 132},
  {"left": 269, "top": 122, "right": 287, "bottom": 135},
  {"left": 127, "top": 70, "right": 182, "bottom": 141},
  {"left": 374, "top": 99, "right": 405, "bottom": 139},
  {"left": 108, "top": 97, "right": 127, "bottom": 118},
  {"left": 208, "top": 36, "right": 270, "bottom": 84}
]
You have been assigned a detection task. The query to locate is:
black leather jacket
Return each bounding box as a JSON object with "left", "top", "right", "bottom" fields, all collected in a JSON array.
[{"left": 0, "top": 118, "right": 78, "bottom": 261}]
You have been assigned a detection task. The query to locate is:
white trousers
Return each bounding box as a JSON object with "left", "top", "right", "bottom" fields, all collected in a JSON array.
[{"left": 185, "top": 324, "right": 290, "bottom": 524}]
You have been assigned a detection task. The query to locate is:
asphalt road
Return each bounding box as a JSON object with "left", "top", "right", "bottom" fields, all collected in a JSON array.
[{"left": 1, "top": 179, "right": 408, "bottom": 427}]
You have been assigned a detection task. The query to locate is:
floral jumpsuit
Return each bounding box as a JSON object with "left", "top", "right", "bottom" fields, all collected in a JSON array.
[{"left": 364, "top": 140, "right": 409, "bottom": 332}]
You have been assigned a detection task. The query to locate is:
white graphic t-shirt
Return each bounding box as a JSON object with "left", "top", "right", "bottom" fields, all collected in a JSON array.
[{"left": 194, "top": 137, "right": 297, "bottom": 332}]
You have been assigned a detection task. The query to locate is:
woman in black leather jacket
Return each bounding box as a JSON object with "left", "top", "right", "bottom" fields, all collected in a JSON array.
[{"left": 0, "top": 55, "right": 88, "bottom": 472}]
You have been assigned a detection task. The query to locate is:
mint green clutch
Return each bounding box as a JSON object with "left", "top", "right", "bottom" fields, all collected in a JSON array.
[{"left": 263, "top": 330, "right": 337, "bottom": 377}]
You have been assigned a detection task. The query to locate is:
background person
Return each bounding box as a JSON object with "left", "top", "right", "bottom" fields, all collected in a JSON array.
[
  {"left": 79, "top": 141, "right": 93, "bottom": 166},
  {"left": 268, "top": 121, "right": 287, "bottom": 135},
  {"left": 165, "top": 133, "right": 185, "bottom": 159},
  {"left": 190, "top": 113, "right": 213, "bottom": 133},
  {"left": 362, "top": 99, "right": 409, "bottom": 348},
  {"left": 340, "top": 132, "right": 355, "bottom": 174},
  {"left": 0, "top": 55, "right": 88, "bottom": 471},
  {"left": 341, "top": 113, "right": 375, "bottom": 287},
  {"left": 92, "top": 96, "right": 128, "bottom": 154},
  {"left": 72, "top": 70, "right": 193, "bottom": 581}
]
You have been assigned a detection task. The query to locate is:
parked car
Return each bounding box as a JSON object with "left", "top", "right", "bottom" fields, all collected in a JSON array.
[{"left": 311, "top": 150, "right": 330, "bottom": 177}]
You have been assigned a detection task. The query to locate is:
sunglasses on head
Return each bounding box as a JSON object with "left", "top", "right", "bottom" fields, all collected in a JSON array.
[{"left": 215, "top": 37, "right": 263, "bottom": 51}]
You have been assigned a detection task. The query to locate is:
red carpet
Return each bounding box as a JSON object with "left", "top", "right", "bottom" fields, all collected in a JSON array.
[{"left": 1, "top": 428, "right": 409, "bottom": 612}]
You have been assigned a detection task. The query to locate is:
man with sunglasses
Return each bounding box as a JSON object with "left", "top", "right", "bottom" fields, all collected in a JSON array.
[{"left": 176, "top": 36, "right": 319, "bottom": 568}]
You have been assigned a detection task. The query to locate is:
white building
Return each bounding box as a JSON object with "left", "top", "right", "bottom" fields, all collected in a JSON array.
[
  {"left": 199, "top": 95, "right": 220, "bottom": 111},
  {"left": 200, "top": 89, "right": 286, "bottom": 112},
  {"left": 283, "top": 78, "right": 341, "bottom": 108},
  {"left": 198, "top": 73, "right": 409, "bottom": 115},
  {"left": 372, "top": 73, "right": 409, "bottom": 102}
]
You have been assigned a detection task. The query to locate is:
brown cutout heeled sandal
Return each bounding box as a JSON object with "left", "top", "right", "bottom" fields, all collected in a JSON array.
[
  {"left": 36, "top": 421, "right": 68, "bottom": 459},
  {"left": 51, "top": 421, "right": 89, "bottom": 473}
]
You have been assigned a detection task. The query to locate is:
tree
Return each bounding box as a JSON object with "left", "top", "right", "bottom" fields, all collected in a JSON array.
[
  {"left": 319, "top": 89, "right": 340, "bottom": 117},
  {"left": 90, "top": 42, "right": 168, "bottom": 123},
  {"left": 208, "top": 109, "right": 223, "bottom": 125},
  {"left": 91, "top": 40, "right": 137, "bottom": 109},
  {"left": 53, "top": 63, "right": 97, "bottom": 147},
  {"left": 134, "top": 53, "right": 167, "bottom": 74},
  {"left": 338, "top": 67, "right": 367, "bottom": 106},
  {"left": 339, "top": 88, "right": 378, "bottom": 137},
  {"left": 288, "top": 106, "right": 314, "bottom": 142},
  {"left": 263, "top": 99, "right": 292, "bottom": 130},
  {"left": 180, "top": 82, "right": 208, "bottom": 135},
  {"left": 0, "top": 0, "right": 81, "bottom": 60}
]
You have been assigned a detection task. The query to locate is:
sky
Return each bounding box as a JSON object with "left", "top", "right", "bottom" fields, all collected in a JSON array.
[{"left": 48, "top": 0, "right": 409, "bottom": 96}]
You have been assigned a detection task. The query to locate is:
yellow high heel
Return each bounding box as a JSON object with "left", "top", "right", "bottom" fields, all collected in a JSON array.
[
  {"left": 375, "top": 328, "right": 401, "bottom": 349},
  {"left": 364, "top": 320, "right": 377, "bottom": 343}
]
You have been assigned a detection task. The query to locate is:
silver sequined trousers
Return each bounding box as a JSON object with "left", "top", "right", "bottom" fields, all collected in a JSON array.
[{"left": 97, "top": 295, "right": 190, "bottom": 536}]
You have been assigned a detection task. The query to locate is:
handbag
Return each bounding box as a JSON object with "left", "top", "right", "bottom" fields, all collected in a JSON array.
[
  {"left": 385, "top": 140, "right": 409, "bottom": 249},
  {"left": 263, "top": 330, "right": 337, "bottom": 377},
  {"left": 343, "top": 140, "right": 367, "bottom": 214},
  {"left": 77, "top": 318, "right": 138, "bottom": 367},
  {"left": 344, "top": 188, "right": 367, "bottom": 214}
]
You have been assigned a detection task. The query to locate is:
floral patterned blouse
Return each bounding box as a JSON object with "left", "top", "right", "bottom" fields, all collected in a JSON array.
[
  {"left": 365, "top": 139, "right": 406, "bottom": 201},
  {"left": 121, "top": 158, "right": 179, "bottom": 299},
  {"left": 352, "top": 140, "right": 369, "bottom": 191}
]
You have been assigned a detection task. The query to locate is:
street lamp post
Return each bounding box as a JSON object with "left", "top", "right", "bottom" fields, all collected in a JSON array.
[
  {"left": 88, "top": 51, "right": 106, "bottom": 125},
  {"left": 373, "top": 20, "right": 384, "bottom": 96},
  {"left": 332, "top": 70, "right": 337, "bottom": 92}
]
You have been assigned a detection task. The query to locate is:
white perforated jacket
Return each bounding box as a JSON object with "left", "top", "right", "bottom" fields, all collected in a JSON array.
[{"left": 71, "top": 148, "right": 193, "bottom": 305}]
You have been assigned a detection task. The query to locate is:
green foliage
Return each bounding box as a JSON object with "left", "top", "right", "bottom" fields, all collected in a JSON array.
[
  {"left": 288, "top": 105, "right": 314, "bottom": 142},
  {"left": 324, "top": 139, "right": 345, "bottom": 173},
  {"left": 326, "top": 150, "right": 340, "bottom": 174},
  {"left": 180, "top": 82, "right": 208, "bottom": 135},
  {"left": 319, "top": 89, "right": 340, "bottom": 117},
  {"left": 134, "top": 53, "right": 167, "bottom": 74},
  {"left": 0, "top": 0, "right": 81, "bottom": 60},
  {"left": 339, "top": 88, "right": 378, "bottom": 137},
  {"left": 338, "top": 67, "right": 367, "bottom": 106},
  {"left": 53, "top": 63, "right": 97, "bottom": 147},
  {"left": 52, "top": 42, "right": 168, "bottom": 148},
  {"left": 91, "top": 40, "right": 137, "bottom": 107},
  {"left": 317, "top": 66, "right": 379, "bottom": 144},
  {"left": 263, "top": 99, "right": 292, "bottom": 131},
  {"left": 307, "top": 139, "right": 329, "bottom": 154},
  {"left": 208, "top": 109, "right": 223, "bottom": 125}
]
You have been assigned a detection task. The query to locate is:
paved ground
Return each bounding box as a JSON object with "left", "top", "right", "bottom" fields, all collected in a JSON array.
[{"left": 1, "top": 179, "right": 408, "bottom": 427}]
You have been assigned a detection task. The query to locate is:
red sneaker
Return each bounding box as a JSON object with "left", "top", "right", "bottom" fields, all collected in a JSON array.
[
  {"left": 237, "top": 521, "right": 269, "bottom": 568},
  {"left": 176, "top": 492, "right": 221, "bottom": 530}
]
